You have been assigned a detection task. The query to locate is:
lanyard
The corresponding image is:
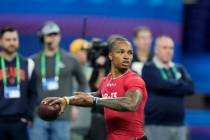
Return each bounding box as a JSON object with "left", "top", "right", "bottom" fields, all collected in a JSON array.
[
  {"left": 159, "top": 66, "right": 179, "bottom": 80},
  {"left": 0, "top": 55, "right": 21, "bottom": 86},
  {"left": 41, "top": 50, "right": 60, "bottom": 81}
]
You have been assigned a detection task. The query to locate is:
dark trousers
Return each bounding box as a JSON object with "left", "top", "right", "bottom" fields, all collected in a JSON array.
[
  {"left": 85, "top": 113, "right": 107, "bottom": 140},
  {"left": 0, "top": 121, "right": 29, "bottom": 140}
]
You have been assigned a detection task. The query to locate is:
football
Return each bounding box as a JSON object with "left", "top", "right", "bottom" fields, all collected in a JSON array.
[{"left": 38, "top": 102, "right": 61, "bottom": 121}]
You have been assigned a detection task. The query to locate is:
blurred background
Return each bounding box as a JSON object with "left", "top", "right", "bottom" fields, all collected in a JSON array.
[{"left": 0, "top": 0, "right": 210, "bottom": 140}]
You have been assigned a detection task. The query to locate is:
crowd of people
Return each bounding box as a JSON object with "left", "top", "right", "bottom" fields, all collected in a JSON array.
[{"left": 0, "top": 21, "right": 194, "bottom": 140}]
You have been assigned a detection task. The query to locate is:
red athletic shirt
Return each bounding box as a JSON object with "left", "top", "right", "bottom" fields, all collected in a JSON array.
[{"left": 98, "top": 70, "right": 147, "bottom": 140}]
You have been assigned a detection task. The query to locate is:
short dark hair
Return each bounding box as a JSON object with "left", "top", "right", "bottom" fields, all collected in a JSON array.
[
  {"left": 0, "top": 27, "right": 17, "bottom": 38},
  {"left": 133, "top": 26, "right": 151, "bottom": 38},
  {"left": 107, "top": 34, "right": 124, "bottom": 46},
  {"left": 108, "top": 35, "right": 131, "bottom": 52}
]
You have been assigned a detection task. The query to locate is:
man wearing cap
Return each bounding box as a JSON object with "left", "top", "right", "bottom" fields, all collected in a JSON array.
[
  {"left": 70, "top": 38, "right": 93, "bottom": 82},
  {"left": 69, "top": 38, "right": 93, "bottom": 130},
  {"left": 31, "top": 21, "right": 88, "bottom": 140}
]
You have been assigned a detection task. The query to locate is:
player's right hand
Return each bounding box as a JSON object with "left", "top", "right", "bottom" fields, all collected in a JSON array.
[{"left": 42, "top": 97, "right": 66, "bottom": 115}]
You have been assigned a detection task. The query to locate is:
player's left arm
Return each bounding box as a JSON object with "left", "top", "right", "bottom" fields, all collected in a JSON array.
[{"left": 96, "top": 89, "right": 143, "bottom": 112}]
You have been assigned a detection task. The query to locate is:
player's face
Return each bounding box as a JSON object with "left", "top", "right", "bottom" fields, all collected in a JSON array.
[
  {"left": 0, "top": 31, "right": 19, "bottom": 54},
  {"left": 156, "top": 38, "right": 174, "bottom": 64},
  {"left": 43, "top": 33, "right": 61, "bottom": 49},
  {"left": 134, "top": 31, "right": 152, "bottom": 51},
  {"left": 109, "top": 42, "right": 133, "bottom": 72}
]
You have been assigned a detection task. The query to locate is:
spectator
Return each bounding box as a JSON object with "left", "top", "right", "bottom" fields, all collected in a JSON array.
[
  {"left": 85, "top": 37, "right": 110, "bottom": 140},
  {"left": 69, "top": 38, "right": 92, "bottom": 129},
  {"left": 31, "top": 21, "right": 88, "bottom": 140},
  {"left": 0, "top": 27, "right": 37, "bottom": 140},
  {"left": 131, "top": 26, "right": 153, "bottom": 75},
  {"left": 142, "top": 35, "right": 194, "bottom": 140},
  {"left": 70, "top": 38, "right": 93, "bottom": 85}
]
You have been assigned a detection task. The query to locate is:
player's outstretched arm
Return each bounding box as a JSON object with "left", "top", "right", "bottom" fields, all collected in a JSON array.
[
  {"left": 66, "top": 89, "right": 143, "bottom": 112},
  {"left": 96, "top": 89, "right": 143, "bottom": 112},
  {"left": 42, "top": 90, "right": 142, "bottom": 114},
  {"left": 42, "top": 92, "right": 98, "bottom": 114}
]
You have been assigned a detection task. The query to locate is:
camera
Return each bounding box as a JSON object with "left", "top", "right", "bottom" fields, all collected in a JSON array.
[{"left": 88, "top": 38, "right": 109, "bottom": 67}]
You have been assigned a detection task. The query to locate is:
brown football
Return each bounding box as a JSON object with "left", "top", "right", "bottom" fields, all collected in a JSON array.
[{"left": 38, "top": 102, "right": 61, "bottom": 121}]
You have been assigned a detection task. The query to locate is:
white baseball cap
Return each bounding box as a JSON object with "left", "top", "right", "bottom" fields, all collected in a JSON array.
[{"left": 40, "top": 21, "right": 61, "bottom": 35}]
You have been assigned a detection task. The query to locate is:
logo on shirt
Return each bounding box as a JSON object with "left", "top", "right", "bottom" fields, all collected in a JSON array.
[
  {"left": 102, "top": 92, "right": 118, "bottom": 99},
  {"left": 106, "top": 83, "right": 116, "bottom": 87},
  {"left": 0, "top": 67, "right": 26, "bottom": 81}
]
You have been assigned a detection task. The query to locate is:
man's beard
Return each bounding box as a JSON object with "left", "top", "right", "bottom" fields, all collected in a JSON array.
[{"left": 3, "top": 46, "right": 18, "bottom": 55}]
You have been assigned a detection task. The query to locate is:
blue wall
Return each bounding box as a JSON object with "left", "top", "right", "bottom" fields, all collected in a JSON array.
[
  {"left": 2, "top": 1, "right": 209, "bottom": 91},
  {"left": 0, "top": 0, "right": 183, "bottom": 60}
]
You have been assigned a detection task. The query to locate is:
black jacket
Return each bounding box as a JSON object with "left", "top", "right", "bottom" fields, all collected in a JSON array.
[
  {"left": 0, "top": 55, "right": 37, "bottom": 121},
  {"left": 142, "top": 61, "right": 194, "bottom": 126}
]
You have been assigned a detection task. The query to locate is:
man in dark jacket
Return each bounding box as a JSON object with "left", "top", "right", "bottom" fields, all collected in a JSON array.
[
  {"left": 0, "top": 27, "right": 37, "bottom": 140},
  {"left": 142, "top": 35, "right": 194, "bottom": 140}
]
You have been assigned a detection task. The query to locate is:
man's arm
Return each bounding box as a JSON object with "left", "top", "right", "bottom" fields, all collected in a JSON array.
[
  {"left": 142, "top": 64, "right": 194, "bottom": 96},
  {"left": 70, "top": 90, "right": 142, "bottom": 112},
  {"left": 87, "top": 92, "right": 99, "bottom": 97},
  {"left": 176, "top": 65, "right": 194, "bottom": 95},
  {"left": 27, "top": 67, "right": 38, "bottom": 121},
  {"left": 96, "top": 89, "right": 142, "bottom": 112},
  {"left": 142, "top": 65, "right": 181, "bottom": 91},
  {"left": 43, "top": 89, "right": 143, "bottom": 114},
  {"left": 73, "top": 91, "right": 99, "bottom": 97}
]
